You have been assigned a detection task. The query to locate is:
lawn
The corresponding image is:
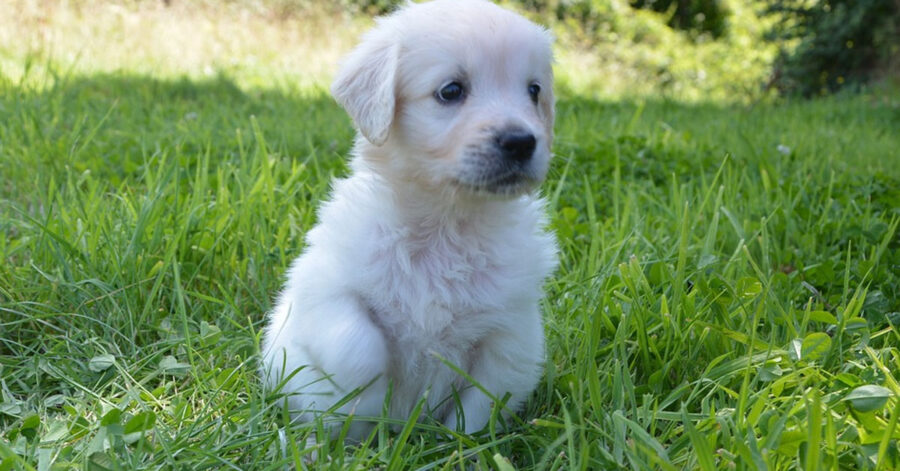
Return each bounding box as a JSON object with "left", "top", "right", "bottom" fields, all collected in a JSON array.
[{"left": 1, "top": 1, "right": 899, "bottom": 470}]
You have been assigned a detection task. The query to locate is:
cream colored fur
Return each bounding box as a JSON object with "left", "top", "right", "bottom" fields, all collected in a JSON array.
[{"left": 261, "top": 0, "right": 557, "bottom": 440}]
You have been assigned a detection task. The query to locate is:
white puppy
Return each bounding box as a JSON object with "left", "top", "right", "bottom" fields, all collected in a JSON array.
[{"left": 261, "top": 0, "right": 557, "bottom": 440}]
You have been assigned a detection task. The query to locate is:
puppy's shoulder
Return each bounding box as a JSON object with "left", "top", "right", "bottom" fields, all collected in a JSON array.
[
  {"left": 523, "top": 196, "right": 559, "bottom": 278},
  {"left": 302, "top": 171, "right": 392, "bottom": 255}
]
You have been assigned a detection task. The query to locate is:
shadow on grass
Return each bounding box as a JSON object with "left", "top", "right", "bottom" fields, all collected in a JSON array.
[
  {"left": 0, "top": 73, "right": 356, "bottom": 382},
  {"left": 1, "top": 72, "right": 352, "bottom": 191},
  {"left": 2, "top": 69, "right": 899, "bottom": 351},
  {"left": 3, "top": 70, "right": 898, "bottom": 196},
  {"left": 2, "top": 69, "right": 898, "bottom": 345},
  {"left": 1, "top": 71, "right": 899, "bottom": 468}
]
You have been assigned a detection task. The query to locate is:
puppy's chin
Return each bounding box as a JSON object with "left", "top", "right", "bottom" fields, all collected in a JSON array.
[
  {"left": 452, "top": 171, "right": 541, "bottom": 198},
  {"left": 449, "top": 147, "right": 549, "bottom": 197}
]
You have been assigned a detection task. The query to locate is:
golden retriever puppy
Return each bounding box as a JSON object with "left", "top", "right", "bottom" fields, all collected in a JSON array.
[{"left": 262, "top": 0, "right": 557, "bottom": 440}]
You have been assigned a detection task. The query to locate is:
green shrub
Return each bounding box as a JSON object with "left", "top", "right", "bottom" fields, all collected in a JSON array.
[
  {"left": 263, "top": 0, "right": 403, "bottom": 17},
  {"left": 766, "top": 0, "right": 899, "bottom": 96},
  {"left": 497, "top": 1, "right": 617, "bottom": 38},
  {"left": 343, "top": 0, "right": 402, "bottom": 14},
  {"left": 630, "top": 0, "right": 729, "bottom": 37}
]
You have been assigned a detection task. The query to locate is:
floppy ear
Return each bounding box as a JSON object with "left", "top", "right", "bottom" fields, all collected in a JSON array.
[{"left": 331, "top": 30, "right": 399, "bottom": 146}]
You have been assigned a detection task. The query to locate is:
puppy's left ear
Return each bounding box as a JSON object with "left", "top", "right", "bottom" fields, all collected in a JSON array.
[{"left": 331, "top": 29, "right": 399, "bottom": 146}]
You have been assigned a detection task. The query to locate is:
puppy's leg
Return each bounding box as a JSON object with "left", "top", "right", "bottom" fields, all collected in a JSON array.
[
  {"left": 267, "top": 296, "right": 390, "bottom": 441},
  {"left": 444, "top": 308, "right": 544, "bottom": 434}
]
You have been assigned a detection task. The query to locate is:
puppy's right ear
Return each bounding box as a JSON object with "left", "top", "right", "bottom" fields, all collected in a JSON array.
[{"left": 331, "top": 29, "right": 399, "bottom": 146}]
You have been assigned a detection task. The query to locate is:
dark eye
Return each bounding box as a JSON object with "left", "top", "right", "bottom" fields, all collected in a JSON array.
[
  {"left": 436, "top": 81, "right": 465, "bottom": 104},
  {"left": 528, "top": 82, "right": 541, "bottom": 103}
]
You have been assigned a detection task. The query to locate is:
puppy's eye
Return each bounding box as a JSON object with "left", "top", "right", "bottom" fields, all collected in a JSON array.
[
  {"left": 528, "top": 83, "right": 541, "bottom": 104},
  {"left": 436, "top": 81, "right": 465, "bottom": 104}
]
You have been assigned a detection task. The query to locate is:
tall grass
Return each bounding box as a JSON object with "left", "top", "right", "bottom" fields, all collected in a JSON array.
[{"left": 1, "top": 1, "right": 898, "bottom": 469}]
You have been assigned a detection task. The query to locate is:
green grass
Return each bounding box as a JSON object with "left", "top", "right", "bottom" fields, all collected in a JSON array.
[
  {"left": 2, "top": 3, "right": 900, "bottom": 469},
  {"left": 2, "top": 68, "right": 898, "bottom": 470}
]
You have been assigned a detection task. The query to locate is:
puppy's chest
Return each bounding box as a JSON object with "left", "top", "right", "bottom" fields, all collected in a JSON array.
[{"left": 358, "top": 228, "right": 523, "bottom": 339}]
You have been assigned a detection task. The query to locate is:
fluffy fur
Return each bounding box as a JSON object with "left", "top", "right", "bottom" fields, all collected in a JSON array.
[{"left": 261, "top": 0, "right": 557, "bottom": 440}]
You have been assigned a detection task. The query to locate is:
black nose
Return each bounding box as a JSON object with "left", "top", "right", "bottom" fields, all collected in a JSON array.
[{"left": 496, "top": 130, "right": 536, "bottom": 162}]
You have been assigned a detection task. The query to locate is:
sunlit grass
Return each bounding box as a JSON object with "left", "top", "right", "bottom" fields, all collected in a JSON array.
[
  {"left": 1, "top": 0, "right": 777, "bottom": 100},
  {"left": 0, "top": 0, "right": 358, "bottom": 88},
  {"left": 1, "top": 1, "right": 899, "bottom": 470}
]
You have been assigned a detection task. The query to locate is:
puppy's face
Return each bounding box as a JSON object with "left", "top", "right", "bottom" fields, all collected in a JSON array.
[{"left": 332, "top": 0, "right": 554, "bottom": 196}]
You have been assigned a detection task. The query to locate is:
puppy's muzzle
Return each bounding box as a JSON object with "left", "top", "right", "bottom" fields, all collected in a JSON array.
[
  {"left": 496, "top": 129, "right": 536, "bottom": 163},
  {"left": 456, "top": 126, "right": 545, "bottom": 195}
]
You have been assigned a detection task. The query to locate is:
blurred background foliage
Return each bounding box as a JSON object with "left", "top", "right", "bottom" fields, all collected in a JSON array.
[
  {"left": 764, "top": 0, "right": 899, "bottom": 96},
  {"left": 240, "top": 0, "right": 899, "bottom": 98},
  {"left": 629, "top": 0, "right": 728, "bottom": 37},
  {"left": 1, "top": 0, "right": 897, "bottom": 100}
]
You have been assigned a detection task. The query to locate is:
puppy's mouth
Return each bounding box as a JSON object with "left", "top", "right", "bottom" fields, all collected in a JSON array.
[
  {"left": 453, "top": 168, "right": 538, "bottom": 196},
  {"left": 451, "top": 139, "right": 548, "bottom": 196}
]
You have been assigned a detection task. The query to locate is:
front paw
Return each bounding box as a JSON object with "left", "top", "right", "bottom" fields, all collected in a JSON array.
[{"left": 442, "top": 396, "right": 493, "bottom": 435}]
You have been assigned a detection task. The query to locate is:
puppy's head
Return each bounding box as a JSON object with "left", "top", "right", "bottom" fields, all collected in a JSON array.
[{"left": 332, "top": 0, "right": 555, "bottom": 196}]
